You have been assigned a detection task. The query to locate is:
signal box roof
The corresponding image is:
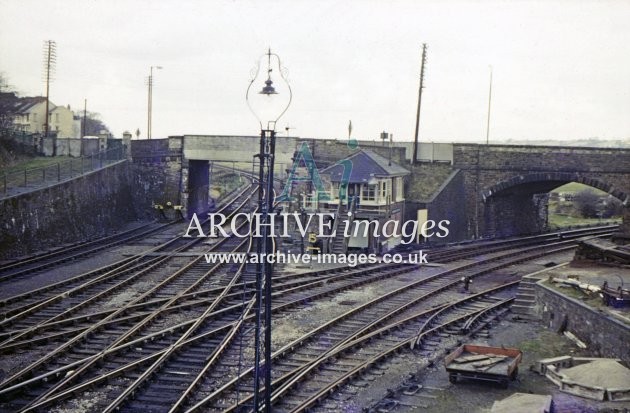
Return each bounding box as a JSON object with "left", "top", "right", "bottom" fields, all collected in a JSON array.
[{"left": 321, "top": 149, "right": 409, "bottom": 183}]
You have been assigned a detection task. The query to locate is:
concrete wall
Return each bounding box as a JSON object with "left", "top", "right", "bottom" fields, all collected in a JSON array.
[
  {"left": 536, "top": 282, "right": 630, "bottom": 360},
  {"left": 397, "top": 142, "right": 453, "bottom": 163},
  {"left": 42, "top": 137, "right": 112, "bottom": 157},
  {"left": 182, "top": 134, "right": 296, "bottom": 174},
  {"left": 54, "top": 138, "right": 82, "bottom": 157},
  {"left": 0, "top": 161, "right": 136, "bottom": 259}
]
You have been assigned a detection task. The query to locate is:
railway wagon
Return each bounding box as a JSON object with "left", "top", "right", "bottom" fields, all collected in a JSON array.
[{"left": 444, "top": 344, "right": 522, "bottom": 388}]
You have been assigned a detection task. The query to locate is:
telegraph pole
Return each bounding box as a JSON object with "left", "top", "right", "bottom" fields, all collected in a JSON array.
[
  {"left": 147, "top": 66, "right": 162, "bottom": 139},
  {"left": 486, "top": 65, "right": 493, "bottom": 145},
  {"left": 43, "top": 40, "right": 56, "bottom": 139},
  {"left": 147, "top": 72, "right": 152, "bottom": 139},
  {"left": 412, "top": 43, "right": 427, "bottom": 165},
  {"left": 82, "top": 99, "right": 87, "bottom": 155}
]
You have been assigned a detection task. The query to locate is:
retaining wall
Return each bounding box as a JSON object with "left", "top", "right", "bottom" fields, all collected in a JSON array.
[
  {"left": 535, "top": 281, "right": 630, "bottom": 361},
  {"left": 0, "top": 161, "right": 136, "bottom": 259}
]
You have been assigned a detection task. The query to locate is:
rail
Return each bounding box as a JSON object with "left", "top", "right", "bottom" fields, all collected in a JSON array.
[{"left": 0, "top": 225, "right": 617, "bottom": 412}]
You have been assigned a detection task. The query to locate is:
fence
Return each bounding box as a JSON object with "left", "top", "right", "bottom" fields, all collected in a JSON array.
[
  {"left": 0, "top": 128, "right": 39, "bottom": 155},
  {"left": 1, "top": 146, "right": 126, "bottom": 197}
]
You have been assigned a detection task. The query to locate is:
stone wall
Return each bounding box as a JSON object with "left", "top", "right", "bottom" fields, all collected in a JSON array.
[
  {"left": 453, "top": 144, "right": 630, "bottom": 238},
  {"left": 130, "top": 137, "right": 182, "bottom": 218},
  {"left": 0, "top": 161, "right": 136, "bottom": 259},
  {"left": 425, "top": 170, "right": 468, "bottom": 242},
  {"left": 406, "top": 162, "right": 454, "bottom": 201},
  {"left": 405, "top": 169, "right": 468, "bottom": 243},
  {"left": 535, "top": 282, "right": 630, "bottom": 360}
]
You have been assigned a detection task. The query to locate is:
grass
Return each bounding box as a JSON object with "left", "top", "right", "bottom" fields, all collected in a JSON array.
[
  {"left": 519, "top": 338, "right": 543, "bottom": 354},
  {"left": 542, "top": 280, "right": 608, "bottom": 311},
  {"left": 548, "top": 185, "right": 622, "bottom": 229},
  {"left": 548, "top": 214, "right": 618, "bottom": 229},
  {"left": 1, "top": 156, "right": 71, "bottom": 174},
  {"left": 553, "top": 182, "right": 607, "bottom": 196}
]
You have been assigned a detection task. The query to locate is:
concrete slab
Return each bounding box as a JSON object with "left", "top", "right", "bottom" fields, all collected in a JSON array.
[
  {"left": 545, "top": 359, "right": 630, "bottom": 401},
  {"left": 561, "top": 359, "right": 630, "bottom": 390},
  {"left": 490, "top": 392, "right": 553, "bottom": 413}
]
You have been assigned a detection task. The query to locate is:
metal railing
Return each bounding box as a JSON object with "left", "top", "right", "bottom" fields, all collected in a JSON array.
[{"left": 1, "top": 146, "right": 126, "bottom": 197}]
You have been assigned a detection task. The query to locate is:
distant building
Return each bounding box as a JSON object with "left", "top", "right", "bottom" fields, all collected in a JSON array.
[
  {"left": 6, "top": 96, "right": 48, "bottom": 134},
  {"left": 49, "top": 105, "right": 74, "bottom": 138},
  {"left": 0, "top": 94, "right": 76, "bottom": 138}
]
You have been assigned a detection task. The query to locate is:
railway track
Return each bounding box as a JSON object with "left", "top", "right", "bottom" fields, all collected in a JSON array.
[
  {"left": 0, "top": 183, "right": 256, "bottom": 327},
  {"left": 0, "top": 220, "right": 183, "bottom": 283},
  {"left": 0, "top": 221, "right": 616, "bottom": 412},
  {"left": 176, "top": 238, "right": 578, "bottom": 412},
  {"left": 267, "top": 283, "right": 516, "bottom": 413}
]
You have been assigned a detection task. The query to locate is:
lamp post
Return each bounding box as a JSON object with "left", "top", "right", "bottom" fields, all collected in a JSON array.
[
  {"left": 246, "top": 48, "right": 292, "bottom": 412},
  {"left": 147, "top": 65, "right": 162, "bottom": 139}
]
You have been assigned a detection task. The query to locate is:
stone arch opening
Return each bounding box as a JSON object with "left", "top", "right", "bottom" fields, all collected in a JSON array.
[{"left": 480, "top": 173, "right": 628, "bottom": 238}]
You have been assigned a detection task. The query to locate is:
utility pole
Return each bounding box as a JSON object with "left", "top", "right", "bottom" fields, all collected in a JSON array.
[
  {"left": 82, "top": 99, "right": 87, "bottom": 156},
  {"left": 412, "top": 43, "right": 427, "bottom": 165},
  {"left": 486, "top": 65, "right": 493, "bottom": 145},
  {"left": 43, "top": 40, "right": 56, "bottom": 140},
  {"left": 147, "top": 66, "right": 162, "bottom": 139},
  {"left": 147, "top": 72, "right": 152, "bottom": 139}
]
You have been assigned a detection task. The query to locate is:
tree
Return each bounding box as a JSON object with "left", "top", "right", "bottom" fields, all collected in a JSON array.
[
  {"left": 81, "top": 111, "right": 112, "bottom": 137},
  {"left": 573, "top": 189, "right": 601, "bottom": 218},
  {"left": 601, "top": 196, "right": 623, "bottom": 218},
  {"left": 0, "top": 73, "right": 19, "bottom": 131}
]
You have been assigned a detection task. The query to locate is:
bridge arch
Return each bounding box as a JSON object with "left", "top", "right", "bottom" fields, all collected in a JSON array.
[
  {"left": 480, "top": 172, "right": 629, "bottom": 238},
  {"left": 482, "top": 172, "right": 629, "bottom": 205}
]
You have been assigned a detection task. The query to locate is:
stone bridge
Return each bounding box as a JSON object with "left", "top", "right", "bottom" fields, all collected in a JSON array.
[
  {"left": 453, "top": 144, "right": 630, "bottom": 239},
  {"left": 129, "top": 137, "right": 630, "bottom": 240}
]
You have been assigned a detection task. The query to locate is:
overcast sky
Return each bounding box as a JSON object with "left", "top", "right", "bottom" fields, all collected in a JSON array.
[{"left": 1, "top": 0, "right": 629, "bottom": 142}]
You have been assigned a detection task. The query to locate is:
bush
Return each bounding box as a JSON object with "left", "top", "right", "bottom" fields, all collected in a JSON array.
[{"left": 573, "top": 189, "right": 600, "bottom": 218}]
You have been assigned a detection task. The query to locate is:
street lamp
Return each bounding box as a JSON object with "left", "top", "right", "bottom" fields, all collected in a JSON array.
[
  {"left": 147, "top": 65, "right": 162, "bottom": 139},
  {"left": 246, "top": 48, "right": 291, "bottom": 413}
]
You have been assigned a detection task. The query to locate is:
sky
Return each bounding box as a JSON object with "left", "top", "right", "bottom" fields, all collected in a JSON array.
[{"left": 1, "top": 0, "right": 629, "bottom": 142}]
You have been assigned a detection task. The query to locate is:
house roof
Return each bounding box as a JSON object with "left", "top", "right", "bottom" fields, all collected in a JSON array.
[
  {"left": 320, "top": 149, "right": 410, "bottom": 183},
  {"left": 0, "top": 95, "right": 51, "bottom": 115}
]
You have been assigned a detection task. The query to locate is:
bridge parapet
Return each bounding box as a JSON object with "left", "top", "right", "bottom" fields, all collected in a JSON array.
[
  {"left": 454, "top": 144, "right": 630, "bottom": 173},
  {"left": 452, "top": 144, "right": 630, "bottom": 239}
]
